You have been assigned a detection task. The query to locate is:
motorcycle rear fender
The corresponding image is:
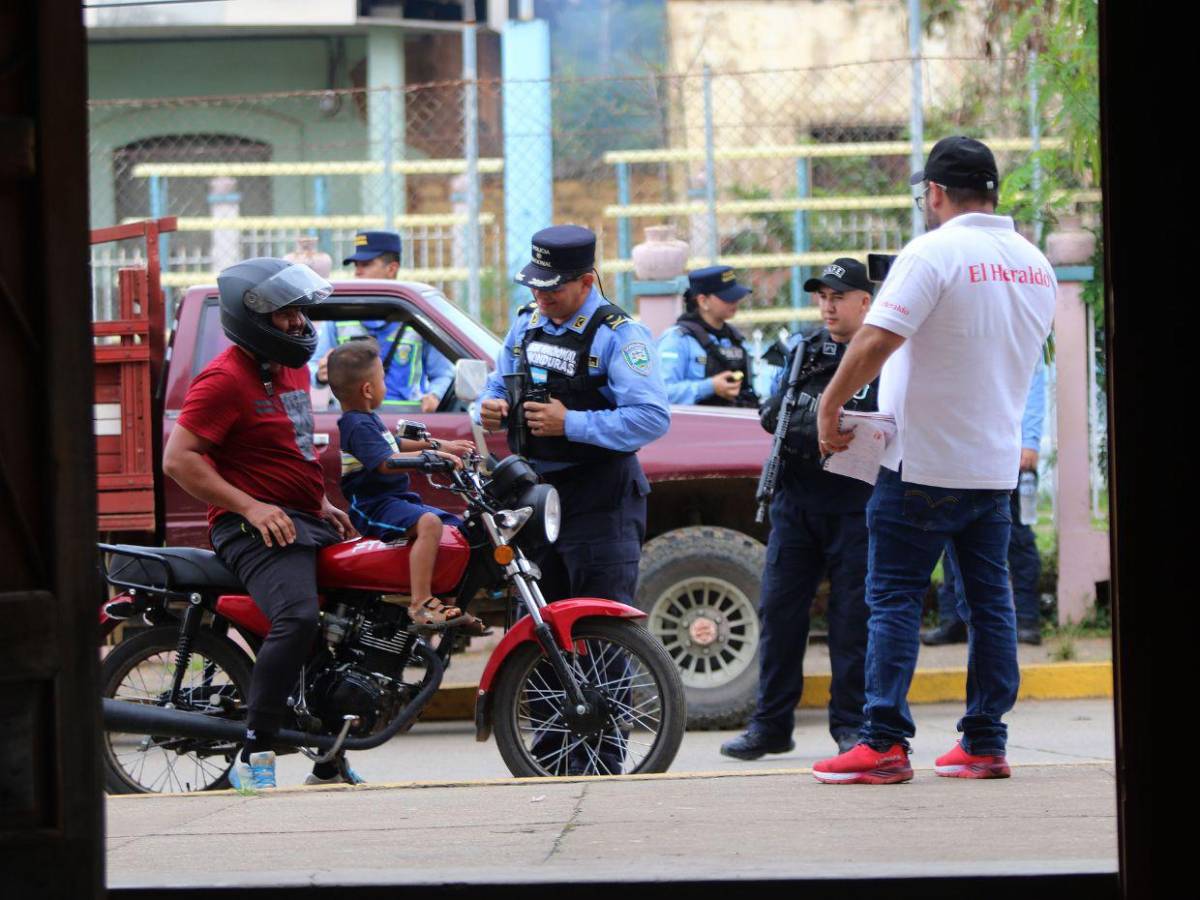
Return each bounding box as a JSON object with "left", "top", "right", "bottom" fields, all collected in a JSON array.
[{"left": 473, "top": 598, "right": 647, "bottom": 742}]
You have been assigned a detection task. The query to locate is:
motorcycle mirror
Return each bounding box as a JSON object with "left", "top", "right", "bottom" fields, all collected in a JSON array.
[{"left": 455, "top": 359, "right": 489, "bottom": 402}]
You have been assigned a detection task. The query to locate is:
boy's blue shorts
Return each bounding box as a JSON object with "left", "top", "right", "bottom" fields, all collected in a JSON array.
[{"left": 347, "top": 491, "right": 462, "bottom": 542}]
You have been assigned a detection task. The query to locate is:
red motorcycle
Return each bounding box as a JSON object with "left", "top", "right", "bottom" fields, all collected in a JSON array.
[{"left": 98, "top": 426, "right": 685, "bottom": 794}]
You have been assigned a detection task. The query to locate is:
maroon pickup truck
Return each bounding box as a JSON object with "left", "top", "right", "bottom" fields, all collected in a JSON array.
[{"left": 98, "top": 270, "right": 773, "bottom": 727}]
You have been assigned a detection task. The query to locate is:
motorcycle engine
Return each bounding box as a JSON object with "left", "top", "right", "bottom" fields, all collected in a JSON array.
[
  {"left": 307, "top": 666, "right": 385, "bottom": 736},
  {"left": 307, "top": 600, "right": 417, "bottom": 736}
]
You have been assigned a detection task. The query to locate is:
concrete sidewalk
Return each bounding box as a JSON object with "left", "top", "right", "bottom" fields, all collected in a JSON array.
[
  {"left": 106, "top": 762, "right": 1117, "bottom": 889},
  {"left": 421, "top": 636, "right": 1114, "bottom": 721}
]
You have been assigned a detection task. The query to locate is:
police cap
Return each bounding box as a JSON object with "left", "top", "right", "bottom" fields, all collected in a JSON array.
[
  {"left": 687, "top": 265, "right": 751, "bottom": 302},
  {"left": 343, "top": 230, "right": 402, "bottom": 264},
  {"left": 804, "top": 257, "right": 873, "bottom": 295},
  {"left": 515, "top": 225, "right": 596, "bottom": 291}
]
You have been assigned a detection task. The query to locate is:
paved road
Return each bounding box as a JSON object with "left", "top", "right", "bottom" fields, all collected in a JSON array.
[
  {"left": 267, "top": 697, "right": 1113, "bottom": 785},
  {"left": 106, "top": 699, "right": 1117, "bottom": 889}
]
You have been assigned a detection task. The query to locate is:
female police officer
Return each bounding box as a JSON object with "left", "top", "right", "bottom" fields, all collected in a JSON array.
[{"left": 657, "top": 265, "right": 759, "bottom": 407}]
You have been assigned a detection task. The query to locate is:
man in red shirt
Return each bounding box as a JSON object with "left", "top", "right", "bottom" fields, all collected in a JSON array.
[{"left": 163, "top": 258, "right": 356, "bottom": 790}]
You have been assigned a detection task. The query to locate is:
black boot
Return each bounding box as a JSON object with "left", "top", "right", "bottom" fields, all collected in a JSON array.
[
  {"left": 920, "top": 620, "right": 967, "bottom": 646},
  {"left": 719, "top": 728, "right": 795, "bottom": 761}
]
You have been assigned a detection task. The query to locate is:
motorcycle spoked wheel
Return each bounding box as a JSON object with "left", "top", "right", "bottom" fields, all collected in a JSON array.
[
  {"left": 492, "top": 618, "right": 686, "bottom": 778},
  {"left": 101, "top": 626, "right": 253, "bottom": 795}
]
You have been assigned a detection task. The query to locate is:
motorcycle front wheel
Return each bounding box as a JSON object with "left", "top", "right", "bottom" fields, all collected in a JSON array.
[
  {"left": 492, "top": 617, "right": 686, "bottom": 777},
  {"left": 101, "top": 626, "right": 253, "bottom": 794}
]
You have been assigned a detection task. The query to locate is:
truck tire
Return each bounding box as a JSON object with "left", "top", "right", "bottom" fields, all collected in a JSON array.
[{"left": 636, "top": 526, "right": 764, "bottom": 730}]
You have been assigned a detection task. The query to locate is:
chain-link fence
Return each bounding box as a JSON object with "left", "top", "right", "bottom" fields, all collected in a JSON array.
[{"left": 88, "top": 55, "right": 1098, "bottom": 332}]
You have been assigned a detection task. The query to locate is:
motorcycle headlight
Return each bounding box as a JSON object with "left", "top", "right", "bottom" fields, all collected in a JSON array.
[{"left": 515, "top": 483, "right": 560, "bottom": 545}]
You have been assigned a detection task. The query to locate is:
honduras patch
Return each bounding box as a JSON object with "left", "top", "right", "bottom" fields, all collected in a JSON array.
[{"left": 622, "top": 341, "right": 651, "bottom": 375}]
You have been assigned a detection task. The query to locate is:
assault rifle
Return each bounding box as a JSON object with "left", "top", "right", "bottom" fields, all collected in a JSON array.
[{"left": 755, "top": 337, "right": 809, "bottom": 523}]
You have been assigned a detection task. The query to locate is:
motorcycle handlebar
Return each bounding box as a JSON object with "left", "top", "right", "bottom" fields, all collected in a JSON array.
[{"left": 384, "top": 451, "right": 456, "bottom": 473}]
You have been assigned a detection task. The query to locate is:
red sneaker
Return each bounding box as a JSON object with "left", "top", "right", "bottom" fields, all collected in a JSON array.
[
  {"left": 812, "top": 742, "right": 913, "bottom": 785},
  {"left": 934, "top": 741, "right": 1011, "bottom": 779}
]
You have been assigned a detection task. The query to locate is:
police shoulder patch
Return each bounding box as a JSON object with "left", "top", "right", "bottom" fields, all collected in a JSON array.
[{"left": 621, "top": 341, "right": 652, "bottom": 375}]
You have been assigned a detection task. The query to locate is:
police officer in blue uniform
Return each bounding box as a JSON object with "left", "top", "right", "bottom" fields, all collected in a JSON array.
[
  {"left": 720, "top": 258, "right": 878, "bottom": 760},
  {"left": 479, "top": 225, "right": 670, "bottom": 605},
  {"left": 658, "top": 265, "right": 759, "bottom": 407},
  {"left": 312, "top": 230, "right": 453, "bottom": 412},
  {"left": 478, "top": 226, "right": 670, "bottom": 774}
]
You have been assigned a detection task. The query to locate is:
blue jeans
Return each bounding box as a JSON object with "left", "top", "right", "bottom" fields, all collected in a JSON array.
[
  {"left": 862, "top": 467, "right": 1019, "bottom": 756},
  {"left": 938, "top": 489, "right": 1041, "bottom": 629}
]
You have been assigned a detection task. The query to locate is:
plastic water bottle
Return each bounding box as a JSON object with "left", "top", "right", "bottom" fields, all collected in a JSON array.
[{"left": 1018, "top": 470, "right": 1038, "bottom": 526}]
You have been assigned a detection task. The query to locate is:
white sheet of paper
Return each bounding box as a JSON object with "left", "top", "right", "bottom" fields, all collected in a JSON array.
[{"left": 821, "top": 411, "right": 897, "bottom": 485}]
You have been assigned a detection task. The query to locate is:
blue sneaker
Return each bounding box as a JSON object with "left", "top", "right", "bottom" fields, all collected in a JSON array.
[
  {"left": 229, "top": 750, "right": 277, "bottom": 791},
  {"left": 304, "top": 764, "right": 365, "bottom": 786}
]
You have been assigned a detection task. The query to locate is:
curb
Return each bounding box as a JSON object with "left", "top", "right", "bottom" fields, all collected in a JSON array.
[
  {"left": 419, "top": 661, "right": 1113, "bottom": 721},
  {"left": 108, "top": 759, "right": 1113, "bottom": 801}
]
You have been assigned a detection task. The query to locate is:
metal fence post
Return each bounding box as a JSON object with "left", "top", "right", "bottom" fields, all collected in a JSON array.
[
  {"left": 463, "top": 6, "right": 482, "bottom": 320},
  {"left": 148, "top": 174, "right": 170, "bottom": 267},
  {"left": 381, "top": 88, "right": 395, "bottom": 231},
  {"left": 791, "top": 156, "right": 810, "bottom": 309},
  {"left": 1029, "top": 49, "right": 1044, "bottom": 247},
  {"left": 312, "top": 175, "right": 330, "bottom": 255},
  {"left": 908, "top": 0, "right": 925, "bottom": 239},
  {"left": 617, "top": 161, "right": 631, "bottom": 307},
  {"left": 703, "top": 64, "right": 719, "bottom": 263}
]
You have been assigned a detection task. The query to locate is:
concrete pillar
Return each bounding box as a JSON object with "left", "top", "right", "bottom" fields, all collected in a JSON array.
[
  {"left": 631, "top": 225, "right": 689, "bottom": 337},
  {"left": 501, "top": 18, "right": 552, "bottom": 308},
  {"left": 1047, "top": 223, "right": 1110, "bottom": 624},
  {"left": 365, "top": 28, "right": 406, "bottom": 228}
]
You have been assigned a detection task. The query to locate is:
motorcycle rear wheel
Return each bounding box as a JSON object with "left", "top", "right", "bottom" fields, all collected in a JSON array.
[
  {"left": 101, "top": 626, "right": 253, "bottom": 794},
  {"left": 492, "top": 617, "right": 686, "bottom": 778}
]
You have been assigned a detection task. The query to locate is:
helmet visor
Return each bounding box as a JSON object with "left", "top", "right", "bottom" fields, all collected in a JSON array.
[{"left": 243, "top": 265, "right": 333, "bottom": 314}]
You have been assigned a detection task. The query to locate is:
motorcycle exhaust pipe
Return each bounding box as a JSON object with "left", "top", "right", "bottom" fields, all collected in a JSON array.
[{"left": 102, "top": 642, "right": 445, "bottom": 753}]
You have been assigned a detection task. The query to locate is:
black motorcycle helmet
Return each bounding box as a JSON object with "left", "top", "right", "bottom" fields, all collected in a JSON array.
[{"left": 217, "top": 257, "right": 331, "bottom": 368}]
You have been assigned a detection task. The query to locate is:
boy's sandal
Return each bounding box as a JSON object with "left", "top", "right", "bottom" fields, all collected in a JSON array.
[{"left": 408, "top": 597, "right": 464, "bottom": 630}]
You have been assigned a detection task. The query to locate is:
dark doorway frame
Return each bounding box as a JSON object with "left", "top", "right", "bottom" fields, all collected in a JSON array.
[{"left": 0, "top": 1, "right": 1151, "bottom": 897}]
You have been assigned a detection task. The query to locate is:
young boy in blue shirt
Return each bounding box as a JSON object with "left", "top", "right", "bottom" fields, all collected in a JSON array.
[{"left": 327, "top": 339, "right": 483, "bottom": 631}]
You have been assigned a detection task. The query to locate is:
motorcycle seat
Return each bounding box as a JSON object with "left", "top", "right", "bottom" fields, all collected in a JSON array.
[{"left": 105, "top": 545, "right": 244, "bottom": 593}]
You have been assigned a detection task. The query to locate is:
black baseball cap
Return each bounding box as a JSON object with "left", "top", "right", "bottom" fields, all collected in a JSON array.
[
  {"left": 514, "top": 225, "right": 596, "bottom": 291},
  {"left": 804, "top": 257, "right": 872, "bottom": 295},
  {"left": 910, "top": 136, "right": 1000, "bottom": 191},
  {"left": 687, "top": 265, "right": 751, "bottom": 302}
]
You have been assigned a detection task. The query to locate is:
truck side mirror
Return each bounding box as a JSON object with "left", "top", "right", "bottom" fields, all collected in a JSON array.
[{"left": 455, "top": 359, "right": 489, "bottom": 402}]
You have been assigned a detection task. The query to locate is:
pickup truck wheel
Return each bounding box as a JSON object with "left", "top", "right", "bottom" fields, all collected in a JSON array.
[{"left": 636, "top": 526, "right": 764, "bottom": 730}]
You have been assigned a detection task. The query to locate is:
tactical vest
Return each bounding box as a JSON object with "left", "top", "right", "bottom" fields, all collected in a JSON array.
[
  {"left": 508, "top": 301, "right": 634, "bottom": 463},
  {"left": 786, "top": 327, "right": 879, "bottom": 463},
  {"left": 673, "top": 316, "right": 758, "bottom": 408}
]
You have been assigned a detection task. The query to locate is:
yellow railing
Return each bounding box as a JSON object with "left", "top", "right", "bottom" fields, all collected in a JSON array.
[
  {"left": 131, "top": 159, "right": 504, "bottom": 178},
  {"left": 603, "top": 136, "right": 1066, "bottom": 166},
  {"left": 605, "top": 190, "right": 1101, "bottom": 220},
  {"left": 122, "top": 213, "right": 495, "bottom": 231}
]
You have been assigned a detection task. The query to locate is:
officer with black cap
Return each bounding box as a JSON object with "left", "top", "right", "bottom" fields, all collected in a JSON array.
[
  {"left": 658, "top": 265, "right": 759, "bottom": 407},
  {"left": 720, "top": 256, "right": 879, "bottom": 761},
  {"left": 311, "top": 230, "right": 452, "bottom": 412},
  {"left": 476, "top": 225, "right": 670, "bottom": 772}
]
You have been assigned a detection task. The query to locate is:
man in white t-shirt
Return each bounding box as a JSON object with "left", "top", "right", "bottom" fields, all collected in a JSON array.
[{"left": 808, "top": 136, "right": 1056, "bottom": 785}]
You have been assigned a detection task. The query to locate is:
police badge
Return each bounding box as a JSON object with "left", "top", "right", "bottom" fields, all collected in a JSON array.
[{"left": 622, "top": 341, "right": 651, "bottom": 375}]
